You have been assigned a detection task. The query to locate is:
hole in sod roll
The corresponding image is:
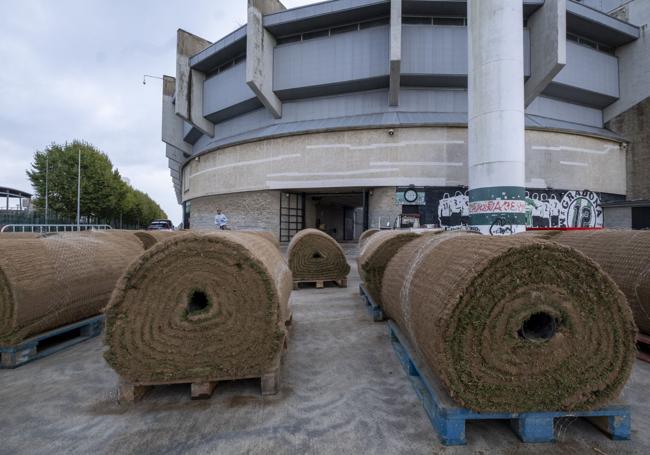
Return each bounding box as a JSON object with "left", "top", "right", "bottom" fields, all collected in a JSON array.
[
  {"left": 187, "top": 290, "right": 210, "bottom": 315},
  {"left": 518, "top": 312, "right": 557, "bottom": 342},
  {"left": 312, "top": 251, "right": 324, "bottom": 259}
]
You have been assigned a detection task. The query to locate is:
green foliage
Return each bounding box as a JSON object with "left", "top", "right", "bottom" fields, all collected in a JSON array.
[{"left": 27, "top": 140, "right": 167, "bottom": 228}]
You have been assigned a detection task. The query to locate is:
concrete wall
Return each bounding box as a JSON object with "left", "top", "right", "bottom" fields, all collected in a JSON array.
[
  {"left": 604, "top": 0, "right": 650, "bottom": 121},
  {"left": 197, "top": 24, "right": 614, "bottom": 130},
  {"left": 552, "top": 41, "right": 619, "bottom": 100},
  {"left": 183, "top": 126, "right": 625, "bottom": 202},
  {"left": 603, "top": 206, "right": 632, "bottom": 228},
  {"left": 203, "top": 62, "right": 257, "bottom": 119},
  {"left": 273, "top": 25, "right": 390, "bottom": 94},
  {"left": 526, "top": 96, "right": 603, "bottom": 126},
  {"left": 402, "top": 25, "right": 469, "bottom": 77},
  {"left": 368, "top": 187, "right": 401, "bottom": 229},
  {"left": 607, "top": 96, "right": 650, "bottom": 200},
  {"left": 189, "top": 190, "right": 281, "bottom": 237},
  {"left": 190, "top": 87, "right": 608, "bottom": 159}
]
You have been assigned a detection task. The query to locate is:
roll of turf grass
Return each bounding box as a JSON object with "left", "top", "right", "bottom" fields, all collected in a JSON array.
[
  {"left": 381, "top": 233, "right": 636, "bottom": 413},
  {"left": 529, "top": 229, "right": 650, "bottom": 336},
  {"left": 0, "top": 231, "right": 143, "bottom": 345},
  {"left": 287, "top": 229, "right": 349, "bottom": 282},
  {"left": 104, "top": 231, "right": 292, "bottom": 384}
]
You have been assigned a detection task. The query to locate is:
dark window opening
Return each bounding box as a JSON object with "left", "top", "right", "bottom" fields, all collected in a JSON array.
[{"left": 303, "top": 29, "right": 330, "bottom": 41}]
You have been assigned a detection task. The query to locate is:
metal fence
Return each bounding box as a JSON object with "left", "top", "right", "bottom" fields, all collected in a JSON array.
[{"left": 0, "top": 224, "right": 113, "bottom": 233}]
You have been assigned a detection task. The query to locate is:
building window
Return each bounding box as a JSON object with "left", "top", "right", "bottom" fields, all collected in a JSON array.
[
  {"left": 275, "top": 16, "right": 389, "bottom": 45},
  {"left": 567, "top": 32, "right": 615, "bottom": 55},
  {"left": 403, "top": 16, "right": 467, "bottom": 26}
]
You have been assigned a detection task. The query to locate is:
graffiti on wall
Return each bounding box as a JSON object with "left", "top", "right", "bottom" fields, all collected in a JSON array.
[{"left": 433, "top": 189, "right": 604, "bottom": 229}]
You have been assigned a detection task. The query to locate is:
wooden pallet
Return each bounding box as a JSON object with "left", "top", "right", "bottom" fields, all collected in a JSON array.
[
  {"left": 388, "top": 321, "right": 631, "bottom": 446},
  {"left": 293, "top": 278, "right": 347, "bottom": 290},
  {"left": 637, "top": 333, "right": 650, "bottom": 363},
  {"left": 358, "top": 283, "right": 385, "bottom": 322},
  {"left": 118, "top": 335, "right": 287, "bottom": 403},
  {"left": 0, "top": 315, "right": 104, "bottom": 369}
]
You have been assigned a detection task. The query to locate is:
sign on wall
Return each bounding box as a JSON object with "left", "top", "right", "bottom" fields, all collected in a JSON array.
[
  {"left": 431, "top": 189, "right": 606, "bottom": 229},
  {"left": 395, "top": 188, "right": 426, "bottom": 206}
]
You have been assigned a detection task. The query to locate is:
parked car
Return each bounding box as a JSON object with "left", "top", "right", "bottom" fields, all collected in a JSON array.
[{"left": 146, "top": 219, "right": 174, "bottom": 231}]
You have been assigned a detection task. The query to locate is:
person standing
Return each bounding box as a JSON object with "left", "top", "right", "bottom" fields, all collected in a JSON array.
[{"left": 214, "top": 209, "right": 229, "bottom": 230}]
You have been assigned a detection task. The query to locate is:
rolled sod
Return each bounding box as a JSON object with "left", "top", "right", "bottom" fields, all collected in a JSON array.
[
  {"left": 381, "top": 233, "right": 637, "bottom": 413},
  {"left": 239, "top": 230, "right": 280, "bottom": 248},
  {"left": 533, "top": 229, "right": 650, "bottom": 336},
  {"left": 104, "top": 231, "right": 292, "bottom": 384},
  {"left": 358, "top": 228, "right": 380, "bottom": 250},
  {"left": 287, "top": 229, "right": 349, "bottom": 282},
  {"left": 133, "top": 231, "right": 180, "bottom": 250},
  {"left": 357, "top": 230, "right": 433, "bottom": 308},
  {"left": 0, "top": 231, "right": 144, "bottom": 345}
]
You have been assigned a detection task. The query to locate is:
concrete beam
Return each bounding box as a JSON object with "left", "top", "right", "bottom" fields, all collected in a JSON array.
[
  {"left": 162, "top": 76, "right": 192, "bottom": 156},
  {"left": 166, "top": 144, "right": 187, "bottom": 165},
  {"left": 168, "top": 159, "right": 181, "bottom": 172},
  {"left": 524, "top": 0, "right": 566, "bottom": 107},
  {"left": 389, "top": 0, "right": 402, "bottom": 107},
  {"left": 246, "top": 0, "right": 285, "bottom": 119},
  {"left": 175, "top": 29, "right": 215, "bottom": 137}
]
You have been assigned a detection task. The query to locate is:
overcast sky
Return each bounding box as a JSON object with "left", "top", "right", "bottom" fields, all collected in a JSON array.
[{"left": 0, "top": 0, "right": 316, "bottom": 224}]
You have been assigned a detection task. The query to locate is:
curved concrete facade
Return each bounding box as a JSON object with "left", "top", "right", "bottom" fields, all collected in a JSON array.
[
  {"left": 184, "top": 127, "right": 624, "bottom": 200},
  {"left": 163, "top": 0, "right": 641, "bottom": 237}
]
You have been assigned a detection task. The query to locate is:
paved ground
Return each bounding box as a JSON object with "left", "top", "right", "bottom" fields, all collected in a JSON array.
[{"left": 1, "top": 245, "right": 649, "bottom": 455}]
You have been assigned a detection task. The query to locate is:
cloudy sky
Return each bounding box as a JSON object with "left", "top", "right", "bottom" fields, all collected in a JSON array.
[{"left": 0, "top": 0, "right": 316, "bottom": 223}]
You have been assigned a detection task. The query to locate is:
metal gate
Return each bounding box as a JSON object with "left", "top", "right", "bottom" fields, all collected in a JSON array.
[{"left": 280, "top": 192, "right": 305, "bottom": 242}]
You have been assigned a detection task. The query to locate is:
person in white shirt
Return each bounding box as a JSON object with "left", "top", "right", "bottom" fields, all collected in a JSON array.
[{"left": 214, "top": 209, "right": 229, "bottom": 230}]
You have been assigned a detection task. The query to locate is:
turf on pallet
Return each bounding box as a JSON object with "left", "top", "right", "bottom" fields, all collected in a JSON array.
[
  {"left": 388, "top": 321, "right": 631, "bottom": 445},
  {"left": 359, "top": 283, "right": 385, "bottom": 322},
  {"left": 0, "top": 315, "right": 104, "bottom": 369}
]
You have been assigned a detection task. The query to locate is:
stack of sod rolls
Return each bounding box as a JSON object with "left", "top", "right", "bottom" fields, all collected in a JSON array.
[
  {"left": 287, "top": 229, "right": 349, "bottom": 283},
  {"left": 381, "top": 233, "right": 636, "bottom": 412},
  {"left": 358, "top": 228, "right": 380, "bottom": 249},
  {"left": 532, "top": 229, "right": 650, "bottom": 336},
  {"left": 103, "top": 231, "right": 292, "bottom": 384},
  {"left": 357, "top": 230, "right": 439, "bottom": 307},
  {"left": 0, "top": 231, "right": 144, "bottom": 345}
]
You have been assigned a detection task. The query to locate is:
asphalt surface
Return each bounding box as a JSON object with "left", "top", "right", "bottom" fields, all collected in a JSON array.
[{"left": 1, "top": 244, "right": 649, "bottom": 455}]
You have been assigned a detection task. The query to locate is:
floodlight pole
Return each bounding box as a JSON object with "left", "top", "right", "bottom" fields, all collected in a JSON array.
[{"left": 76, "top": 148, "right": 81, "bottom": 230}]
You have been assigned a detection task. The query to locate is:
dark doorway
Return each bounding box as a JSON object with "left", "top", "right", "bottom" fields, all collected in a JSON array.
[
  {"left": 305, "top": 192, "right": 364, "bottom": 241},
  {"left": 632, "top": 207, "right": 650, "bottom": 229}
]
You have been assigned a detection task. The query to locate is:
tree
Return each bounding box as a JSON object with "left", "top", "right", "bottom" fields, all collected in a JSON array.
[{"left": 27, "top": 141, "right": 167, "bottom": 228}]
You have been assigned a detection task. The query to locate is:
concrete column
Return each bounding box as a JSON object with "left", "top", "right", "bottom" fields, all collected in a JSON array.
[
  {"left": 468, "top": 0, "right": 527, "bottom": 235},
  {"left": 246, "top": 0, "right": 285, "bottom": 119},
  {"left": 176, "top": 29, "right": 215, "bottom": 137},
  {"left": 524, "top": 0, "right": 566, "bottom": 107},
  {"left": 389, "top": 0, "right": 402, "bottom": 106}
]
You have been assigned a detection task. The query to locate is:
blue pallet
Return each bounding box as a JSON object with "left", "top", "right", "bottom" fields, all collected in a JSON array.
[
  {"left": 0, "top": 315, "right": 104, "bottom": 369},
  {"left": 358, "top": 283, "right": 385, "bottom": 322},
  {"left": 387, "top": 321, "right": 631, "bottom": 446}
]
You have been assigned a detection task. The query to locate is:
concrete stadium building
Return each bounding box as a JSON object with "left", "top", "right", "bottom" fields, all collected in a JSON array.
[{"left": 162, "top": 0, "right": 650, "bottom": 241}]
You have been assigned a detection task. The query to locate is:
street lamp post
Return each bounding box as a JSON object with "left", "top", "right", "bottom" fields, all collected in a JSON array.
[
  {"left": 76, "top": 148, "right": 81, "bottom": 230},
  {"left": 44, "top": 152, "right": 49, "bottom": 224}
]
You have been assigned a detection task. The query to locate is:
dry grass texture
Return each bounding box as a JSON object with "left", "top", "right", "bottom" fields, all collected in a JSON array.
[
  {"left": 0, "top": 231, "right": 144, "bottom": 345},
  {"left": 381, "top": 234, "right": 636, "bottom": 412},
  {"left": 287, "top": 229, "right": 349, "bottom": 282},
  {"left": 103, "top": 231, "right": 292, "bottom": 384}
]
